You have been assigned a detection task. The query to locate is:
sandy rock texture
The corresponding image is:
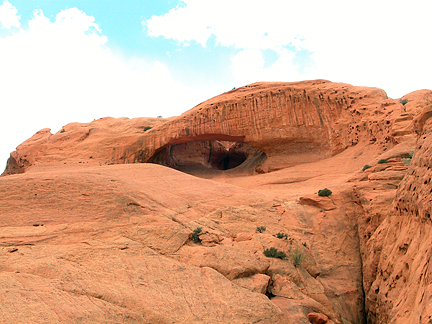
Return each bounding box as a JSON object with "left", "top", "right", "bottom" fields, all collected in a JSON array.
[
  {"left": 1, "top": 81, "right": 432, "bottom": 323},
  {"left": 3, "top": 79, "right": 413, "bottom": 176},
  {"left": 353, "top": 90, "right": 432, "bottom": 324}
]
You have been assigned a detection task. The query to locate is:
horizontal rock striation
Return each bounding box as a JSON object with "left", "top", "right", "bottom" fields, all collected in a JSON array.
[
  {"left": 139, "top": 80, "right": 394, "bottom": 171},
  {"left": 350, "top": 90, "right": 432, "bottom": 323},
  {"left": 3, "top": 80, "right": 410, "bottom": 176}
]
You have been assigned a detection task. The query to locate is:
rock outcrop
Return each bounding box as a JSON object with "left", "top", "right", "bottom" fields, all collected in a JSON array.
[
  {"left": 1, "top": 80, "right": 432, "bottom": 323},
  {"left": 2, "top": 80, "right": 414, "bottom": 176},
  {"left": 353, "top": 90, "right": 432, "bottom": 323}
]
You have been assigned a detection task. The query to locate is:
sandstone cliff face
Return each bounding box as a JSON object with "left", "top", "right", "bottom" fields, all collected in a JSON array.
[
  {"left": 343, "top": 90, "right": 432, "bottom": 324},
  {"left": 1, "top": 80, "right": 432, "bottom": 324},
  {"left": 2, "top": 80, "right": 409, "bottom": 176}
]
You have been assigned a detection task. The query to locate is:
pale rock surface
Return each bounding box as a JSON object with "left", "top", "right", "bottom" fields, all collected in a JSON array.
[{"left": 232, "top": 273, "right": 271, "bottom": 294}]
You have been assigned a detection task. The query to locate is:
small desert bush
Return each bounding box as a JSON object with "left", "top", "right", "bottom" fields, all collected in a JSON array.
[
  {"left": 401, "top": 150, "right": 415, "bottom": 166},
  {"left": 362, "top": 164, "right": 372, "bottom": 172},
  {"left": 291, "top": 248, "right": 305, "bottom": 267},
  {"left": 318, "top": 188, "right": 332, "bottom": 197},
  {"left": 263, "top": 247, "right": 286, "bottom": 259},
  {"left": 274, "top": 232, "right": 289, "bottom": 239},
  {"left": 401, "top": 158, "right": 411, "bottom": 166},
  {"left": 399, "top": 99, "right": 408, "bottom": 105},
  {"left": 191, "top": 227, "right": 202, "bottom": 243},
  {"left": 378, "top": 159, "right": 388, "bottom": 164},
  {"left": 256, "top": 226, "right": 266, "bottom": 233}
]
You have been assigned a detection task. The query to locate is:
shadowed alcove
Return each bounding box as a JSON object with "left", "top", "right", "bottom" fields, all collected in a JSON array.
[{"left": 148, "top": 140, "right": 266, "bottom": 176}]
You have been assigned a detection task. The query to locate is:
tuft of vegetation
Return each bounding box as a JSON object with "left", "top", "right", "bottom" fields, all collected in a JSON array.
[
  {"left": 401, "top": 158, "right": 411, "bottom": 166},
  {"left": 318, "top": 188, "right": 332, "bottom": 197},
  {"left": 399, "top": 99, "right": 408, "bottom": 105},
  {"left": 274, "top": 232, "right": 289, "bottom": 239},
  {"left": 143, "top": 126, "right": 152, "bottom": 131},
  {"left": 256, "top": 226, "right": 266, "bottom": 233},
  {"left": 378, "top": 159, "right": 388, "bottom": 164},
  {"left": 291, "top": 248, "right": 305, "bottom": 267},
  {"left": 191, "top": 227, "right": 202, "bottom": 243},
  {"left": 401, "top": 150, "right": 415, "bottom": 166},
  {"left": 302, "top": 242, "right": 308, "bottom": 248},
  {"left": 60, "top": 128, "right": 65, "bottom": 133},
  {"left": 409, "top": 150, "right": 414, "bottom": 158},
  {"left": 362, "top": 164, "right": 372, "bottom": 172},
  {"left": 263, "top": 247, "right": 286, "bottom": 259}
]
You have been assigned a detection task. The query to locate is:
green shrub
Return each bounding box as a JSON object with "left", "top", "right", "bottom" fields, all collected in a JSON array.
[
  {"left": 378, "top": 159, "right": 388, "bottom": 164},
  {"left": 409, "top": 150, "right": 414, "bottom": 158},
  {"left": 399, "top": 99, "right": 408, "bottom": 105},
  {"left": 291, "top": 248, "right": 305, "bottom": 267},
  {"left": 191, "top": 227, "right": 202, "bottom": 243},
  {"left": 274, "top": 232, "right": 289, "bottom": 239},
  {"left": 318, "top": 188, "right": 332, "bottom": 197},
  {"left": 60, "top": 128, "right": 65, "bottom": 133},
  {"left": 362, "top": 164, "right": 372, "bottom": 172},
  {"left": 263, "top": 247, "right": 286, "bottom": 259},
  {"left": 256, "top": 226, "right": 266, "bottom": 233},
  {"left": 143, "top": 126, "right": 152, "bottom": 131},
  {"left": 401, "top": 158, "right": 411, "bottom": 166}
]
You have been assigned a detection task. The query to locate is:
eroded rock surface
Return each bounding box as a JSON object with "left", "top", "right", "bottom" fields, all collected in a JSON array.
[
  {"left": 2, "top": 80, "right": 416, "bottom": 176},
  {"left": 1, "top": 81, "right": 432, "bottom": 323}
]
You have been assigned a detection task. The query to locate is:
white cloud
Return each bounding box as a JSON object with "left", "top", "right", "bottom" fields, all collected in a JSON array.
[
  {"left": 145, "top": 0, "right": 432, "bottom": 98},
  {"left": 231, "top": 48, "right": 301, "bottom": 86},
  {"left": 0, "top": 0, "right": 19, "bottom": 29},
  {"left": 0, "top": 6, "right": 212, "bottom": 169}
]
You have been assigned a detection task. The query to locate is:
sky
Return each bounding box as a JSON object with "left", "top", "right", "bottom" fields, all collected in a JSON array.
[{"left": 0, "top": 0, "right": 431, "bottom": 170}]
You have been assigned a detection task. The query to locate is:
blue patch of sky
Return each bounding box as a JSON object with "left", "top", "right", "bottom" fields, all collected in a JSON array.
[
  {"left": 293, "top": 48, "right": 314, "bottom": 74},
  {"left": 262, "top": 49, "right": 279, "bottom": 69},
  {"left": 10, "top": 1, "right": 181, "bottom": 56},
  {"left": 276, "top": 43, "right": 314, "bottom": 74},
  {"left": 8, "top": 1, "right": 239, "bottom": 91},
  {"left": 166, "top": 36, "right": 236, "bottom": 89}
]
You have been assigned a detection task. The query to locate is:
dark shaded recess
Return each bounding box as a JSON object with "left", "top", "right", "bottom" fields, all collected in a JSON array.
[
  {"left": 148, "top": 140, "right": 266, "bottom": 174},
  {"left": 210, "top": 150, "right": 247, "bottom": 170}
]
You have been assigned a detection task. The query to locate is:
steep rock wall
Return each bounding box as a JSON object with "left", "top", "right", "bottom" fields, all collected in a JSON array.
[
  {"left": 139, "top": 80, "right": 393, "bottom": 171},
  {"left": 3, "top": 80, "right": 406, "bottom": 176},
  {"left": 350, "top": 90, "right": 432, "bottom": 323}
]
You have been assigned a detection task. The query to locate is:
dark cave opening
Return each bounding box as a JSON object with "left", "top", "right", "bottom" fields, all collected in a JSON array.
[
  {"left": 210, "top": 150, "right": 248, "bottom": 171},
  {"left": 148, "top": 140, "right": 266, "bottom": 175}
]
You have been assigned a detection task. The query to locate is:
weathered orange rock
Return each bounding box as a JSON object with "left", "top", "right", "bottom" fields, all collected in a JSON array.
[
  {"left": 233, "top": 232, "right": 254, "bottom": 242},
  {"left": 2, "top": 81, "right": 432, "bottom": 324},
  {"left": 307, "top": 312, "right": 329, "bottom": 324},
  {"left": 270, "top": 274, "right": 307, "bottom": 299},
  {"left": 299, "top": 196, "right": 336, "bottom": 211},
  {"left": 3, "top": 80, "right": 423, "bottom": 176},
  {"left": 232, "top": 273, "right": 270, "bottom": 294}
]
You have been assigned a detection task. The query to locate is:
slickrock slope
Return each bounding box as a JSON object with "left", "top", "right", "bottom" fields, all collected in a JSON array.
[
  {"left": 0, "top": 162, "right": 362, "bottom": 324},
  {"left": 1, "top": 80, "right": 432, "bottom": 323}
]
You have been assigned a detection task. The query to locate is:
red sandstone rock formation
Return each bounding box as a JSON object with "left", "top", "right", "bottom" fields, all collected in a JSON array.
[
  {"left": 2, "top": 79, "right": 413, "bottom": 176},
  {"left": 354, "top": 90, "right": 432, "bottom": 323},
  {"left": 1, "top": 80, "right": 431, "bottom": 323}
]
